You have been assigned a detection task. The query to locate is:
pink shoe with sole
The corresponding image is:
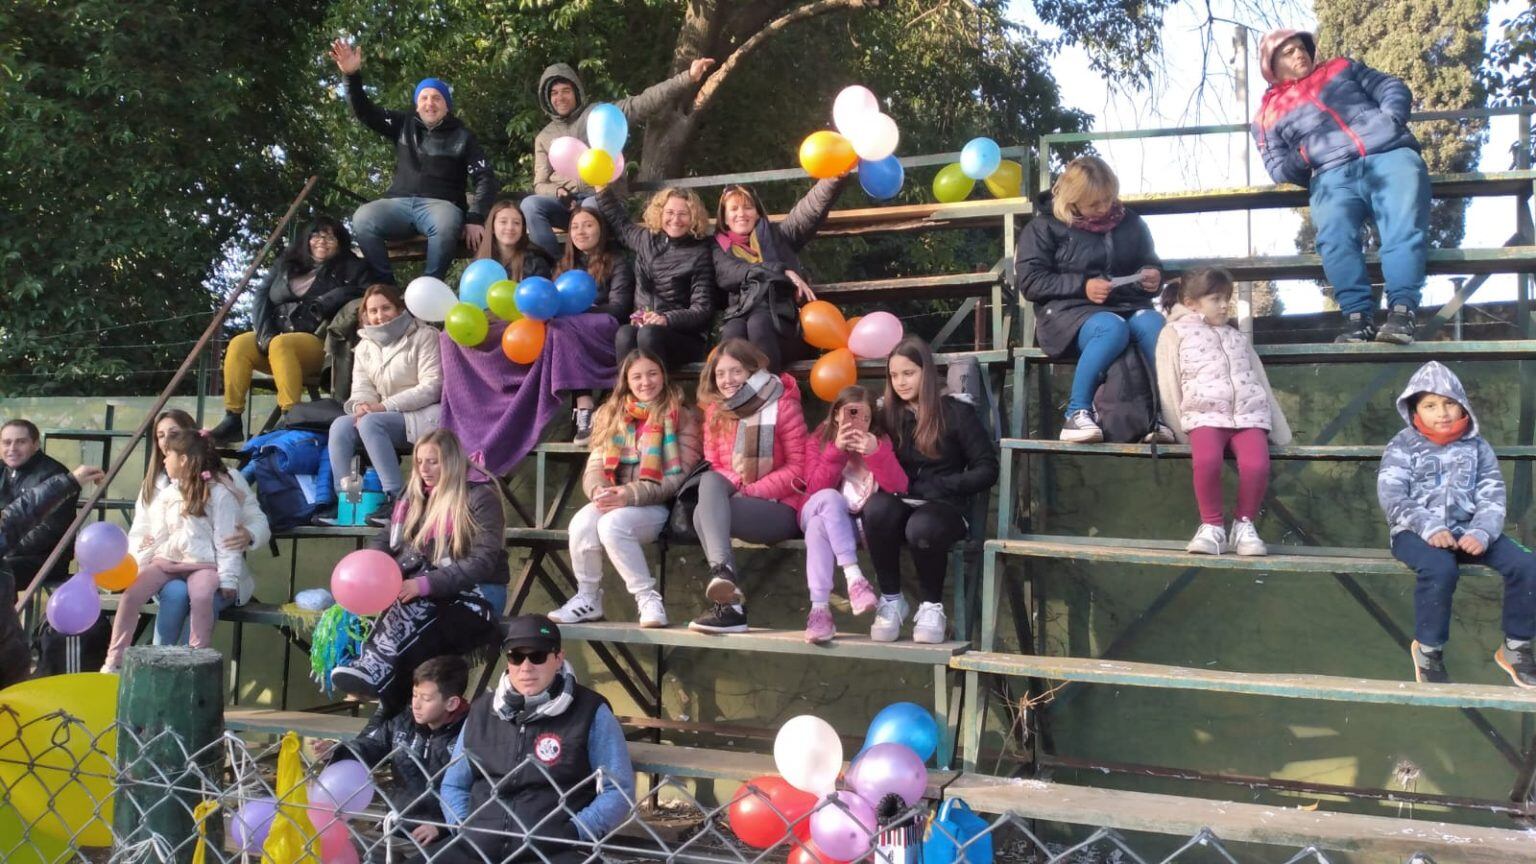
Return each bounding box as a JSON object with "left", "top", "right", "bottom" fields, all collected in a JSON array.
[
  {"left": 847, "top": 578, "right": 878, "bottom": 616},
  {"left": 804, "top": 606, "right": 835, "bottom": 644}
]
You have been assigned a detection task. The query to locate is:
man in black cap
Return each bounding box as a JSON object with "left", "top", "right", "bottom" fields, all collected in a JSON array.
[{"left": 432, "top": 614, "right": 635, "bottom": 862}]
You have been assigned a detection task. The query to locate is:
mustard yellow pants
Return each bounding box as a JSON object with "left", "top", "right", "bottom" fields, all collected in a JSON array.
[{"left": 223, "top": 331, "right": 324, "bottom": 413}]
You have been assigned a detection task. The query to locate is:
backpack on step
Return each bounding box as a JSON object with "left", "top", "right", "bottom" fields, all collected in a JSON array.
[{"left": 1093, "top": 346, "right": 1158, "bottom": 443}]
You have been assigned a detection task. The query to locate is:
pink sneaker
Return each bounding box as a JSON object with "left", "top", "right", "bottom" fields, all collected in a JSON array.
[
  {"left": 804, "top": 606, "right": 835, "bottom": 644},
  {"left": 847, "top": 578, "right": 878, "bottom": 616}
]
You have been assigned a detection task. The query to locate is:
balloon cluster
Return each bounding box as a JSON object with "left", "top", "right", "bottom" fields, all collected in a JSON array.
[
  {"left": 800, "top": 86, "right": 904, "bottom": 201},
  {"left": 728, "top": 703, "right": 941, "bottom": 861},
  {"left": 932, "top": 137, "right": 1023, "bottom": 203},
  {"left": 230, "top": 759, "right": 373, "bottom": 861},
  {"left": 799, "top": 303, "right": 905, "bottom": 402},
  {"left": 405, "top": 263, "right": 599, "bottom": 363},
  {"left": 550, "top": 103, "right": 629, "bottom": 187},
  {"left": 47, "top": 522, "right": 135, "bottom": 636}
]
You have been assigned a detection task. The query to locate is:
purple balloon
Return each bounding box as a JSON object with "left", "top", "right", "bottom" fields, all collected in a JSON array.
[
  {"left": 311, "top": 759, "right": 376, "bottom": 817},
  {"left": 809, "top": 791, "right": 877, "bottom": 861},
  {"left": 76, "top": 521, "right": 128, "bottom": 574},
  {"left": 850, "top": 742, "right": 928, "bottom": 808},
  {"left": 46, "top": 573, "right": 101, "bottom": 636},
  {"left": 231, "top": 797, "right": 277, "bottom": 852}
]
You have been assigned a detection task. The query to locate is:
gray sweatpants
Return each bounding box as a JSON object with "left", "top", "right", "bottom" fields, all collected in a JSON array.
[{"left": 691, "top": 470, "right": 800, "bottom": 576}]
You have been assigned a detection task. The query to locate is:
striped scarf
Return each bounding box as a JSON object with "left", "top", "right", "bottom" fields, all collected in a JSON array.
[
  {"left": 725, "top": 371, "right": 783, "bottom": 484},
  {"left": 603, "top": 398, "right": 684, "bottom": 485}
]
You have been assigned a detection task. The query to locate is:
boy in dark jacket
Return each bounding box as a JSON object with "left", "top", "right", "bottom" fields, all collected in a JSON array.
[
  {"left": 1251, "top": 28, "right": 1428, "bottom": 345},
  {"left": 318, "top": 655, "right": 472, "bottom": 847}
]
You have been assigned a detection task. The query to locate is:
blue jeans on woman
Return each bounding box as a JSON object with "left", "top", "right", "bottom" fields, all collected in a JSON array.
[
  {"left": 1310, "top": 147, "right": 1430, "bottom": 315},
  {"left": 1068, "top": 309, "right": 1163, "bottom": 415},
  {"left": 352, "top": 196, "right": 465, "bottom": 283},
  {"left": 152, "top": 579, "right": 236, "bottom": 646},
  {"left": 328, "top": 411, "right": 410, "bottom": 496}
]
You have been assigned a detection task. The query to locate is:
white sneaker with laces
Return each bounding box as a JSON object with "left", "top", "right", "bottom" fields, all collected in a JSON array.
[
  {"left": 636, "top": 591, "right": 669, "bottom": 628},
  {"left": 1059, "top": 410, "right": 1104, "bottom": 443},
  {"left": 912, "top": 602, "right": 947, "bottom": 644},
  {"left": 870, "top": 595, "right": 910, "bottom": 643},
  {"left": 1229, "top": 518, "right": 1267, "bottom": 556},
  {"left": 1185, "top": 523, "right": 1227, "bottom": 555},
  {"left": 549, "top": 590, "right": 604, "bottom": 624}
]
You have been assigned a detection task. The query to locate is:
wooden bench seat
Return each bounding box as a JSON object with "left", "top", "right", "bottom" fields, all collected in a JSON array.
[
  {"left": 1124, "top": 169, "right": 1536, "bottom": 216},
  {"left": 1015, "top": 339, "right": 1536, "bottom": 365},
  {"left": 1162, "top": 245, "right": 1536, "bottom": 282},
  {"left": 999, "top": 439, "right": 1536, "bottom": 460},
  {"left": 559, "top": 621, "right": 967, "bottom": 664}
]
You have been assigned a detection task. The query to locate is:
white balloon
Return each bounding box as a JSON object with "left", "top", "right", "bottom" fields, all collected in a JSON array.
[
  {"left": 773, "top": 715, "right": 843, "bottom": 795},
  {"left": 832, "top": 85, "right": 880, "bottom": 136},
  {"left": 847, "top": 112, "right": 899, "bottom": 162},
  {"left": 404, "top": 276, "right": 458, "bottom": 323}
]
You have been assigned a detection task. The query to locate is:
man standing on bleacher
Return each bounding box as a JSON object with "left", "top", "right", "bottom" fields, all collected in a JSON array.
[
  {"left": 330, "top": 37, "right": 499, "bottom": 285},
  {"left": 0, "top": 420, "right": 77, "bottom": 606}
]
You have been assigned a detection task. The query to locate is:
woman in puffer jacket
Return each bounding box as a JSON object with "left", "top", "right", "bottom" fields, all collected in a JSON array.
[{"left": 1155, "top": 268, "right": 1290, "bottom": 558}]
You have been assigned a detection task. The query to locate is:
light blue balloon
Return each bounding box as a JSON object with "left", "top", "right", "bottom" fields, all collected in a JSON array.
[
  {"left": 863, "top": 701, "right": 939, "bottom": 763},
  {"left": 587, "top": 103, "right": 629, "bottom": 154},
  {"left": 458, "top": 258, "right": 507, "bottom": 310},
  {"left": 515, "top": 276, "right": 560, "bottom": 321},
  {"left": 857, "top": 155, "right": 905, "bottom": 201},
  {"left": 554, "top": 269, "right": 599, "bottom": 317},
  {"left": 959, "top": 137, "right": 1002, "bottom": 181}
]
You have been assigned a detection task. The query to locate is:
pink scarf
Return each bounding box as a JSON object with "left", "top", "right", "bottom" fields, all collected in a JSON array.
[{"left": 1071, "top": 202, "right": 1127, "bottom": 234}]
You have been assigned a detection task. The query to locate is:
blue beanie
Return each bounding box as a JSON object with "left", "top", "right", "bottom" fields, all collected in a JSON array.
[{"left": 413, "top": 77, "right": 453, "bottom": 111}]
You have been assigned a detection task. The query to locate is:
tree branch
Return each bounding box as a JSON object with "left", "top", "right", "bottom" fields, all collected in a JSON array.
[{"left": 721, "top": 0, "right": 799, "bottom": 48}]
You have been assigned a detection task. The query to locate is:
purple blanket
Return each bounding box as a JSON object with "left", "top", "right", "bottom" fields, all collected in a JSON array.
[{"left": 440, "top": 312, "right": 619, "bottom": 475}]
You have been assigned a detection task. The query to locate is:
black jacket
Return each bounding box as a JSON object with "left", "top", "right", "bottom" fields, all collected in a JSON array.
[
  {"left": 0, "top": 452, "right": 77, "bottom": 591},
  {"left": 253, "top": 253, "right": 371, "bottom": 352},
  {"left": 337, "top": 706, "right": 467, "bottom": 826},
  {"left": 346, "top": 73, "right": 499, "bottom": 224},
  {"left": 367, "top": 483, "right": 509, "bottom": 595},
  {"left": 566, "top": 252, "right": 634, "bottom": 323},
  {"left": 1015, "top": 192, "right": 1162, "bottom": 358},
  {"left": 711, "top": 176, "right": 848, "bottom": 318},
  {"left": 595, "top": 187, "right": 714, "bottom": 334},
  {"left": 892, "top": 397, "right": 999, "bottom": 511}
]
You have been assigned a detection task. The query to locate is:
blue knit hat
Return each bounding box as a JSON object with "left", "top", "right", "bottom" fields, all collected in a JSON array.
[{"left": 413, "top": 77, "right": 453, "bottom": 111}]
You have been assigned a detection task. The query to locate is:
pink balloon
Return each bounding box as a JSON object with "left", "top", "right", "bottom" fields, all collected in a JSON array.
[
  {"left": 319, "top": 822, "right": 359, "bottom": 864},
  {"left": 549, "top": 136, "right": 588, "bottom": 182},
  {"left": 330, "top": 549, "right": 403, "bottom": 616},
  {"left": 809, "top": 792, "right": 877, "bottom": 862},
  {"left": 609, "top": 152, "right": 626, "bottom": 183},
  {"left": 849, "top": 743, "right": 928, "bottom": 808},
  {"left": 846, "top": 311, "right": 905, "bottom": 360}
]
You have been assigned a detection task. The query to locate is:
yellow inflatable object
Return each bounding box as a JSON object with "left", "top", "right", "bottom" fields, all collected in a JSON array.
[
  {"left": 0, "top": 673, "right": 118, "bottom": 847},
  {"left": 261, "top": 731, "right": 321, "bottom": 863}
]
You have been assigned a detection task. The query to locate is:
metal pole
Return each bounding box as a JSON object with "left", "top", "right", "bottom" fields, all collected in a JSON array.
[
  {"left": 1233, "top": 25, "right": 1255, "bottom": 335},
  {"left": 1451, "top": 276, "right": 1467, "bottom": 340}
]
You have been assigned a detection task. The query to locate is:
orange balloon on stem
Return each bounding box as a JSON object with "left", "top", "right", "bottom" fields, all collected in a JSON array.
[
  {"left": 845, "top": 316, "right": 862, "bottom": 332},
  {"left": 799, "top": 131, "right": 858, "bottom": 180},
  {"left": 800, "top": 301, "right": 850, "bottom": 351},
  {"left": 93, "top": 555, "right": 138, "bottom": 592},
  {"left": 810, "top": 349, "right": 858, "bottom": 402},
  {"left": 502, "top": 318, "right": 547, "bottom": 365}
]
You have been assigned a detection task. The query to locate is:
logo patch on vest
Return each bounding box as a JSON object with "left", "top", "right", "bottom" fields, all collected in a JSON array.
[{"left": 533, "top": 732, "right": 563, "bottom": 764}]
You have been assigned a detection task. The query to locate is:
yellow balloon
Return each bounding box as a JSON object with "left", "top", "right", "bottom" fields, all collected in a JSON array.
[
  {"left": 984, "top": 159, "right": 1023, "bottom": 198},
  {"left": 578, "top": 149, "right": 616, "bottom": 187},
  {"left": 0, "top": 673, "right": 117, "bottom": 847}
]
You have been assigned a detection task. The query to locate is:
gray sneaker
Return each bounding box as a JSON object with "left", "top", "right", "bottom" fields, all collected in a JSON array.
[
  {"left": 1411, "top": 641, "right": 1449, "bottom": 684},
  {"left": 1496, "top": 641, "right": 1536, "bottom": 689},
  {"left": 1060, "top": 410, "right": 1103, "bottom": 443}
]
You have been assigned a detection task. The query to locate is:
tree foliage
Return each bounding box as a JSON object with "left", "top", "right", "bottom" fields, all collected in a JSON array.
[{"left": 1482, "top": 2, "right": 1535, "bottom": 165}]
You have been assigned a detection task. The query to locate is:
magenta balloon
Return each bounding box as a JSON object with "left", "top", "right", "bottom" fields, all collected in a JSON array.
[
  {"left": 46, "top": 574, "right": 101, "bottom": 635},
  {"left": 312, "top": 759, "right": 376, "bottom": 817},
  {"left": 75, "top": 521, "right": 129, "bottom": 574},
  {"left": 809, "top": 792, "right": 876, "bottom": 861},
  {"left": 330, "top": 549, "right": 403, "bottom": 616},
  {"left": 231, "top": 797, "right": 277, "bottom": 852},
  {"left": 849, "top": 742, "right": 928, "bottom": 808},
  {"left": 846, "top": 311, "right": 904, "bottom": 360}
]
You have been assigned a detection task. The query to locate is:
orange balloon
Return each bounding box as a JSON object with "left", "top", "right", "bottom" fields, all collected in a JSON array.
[
  {"left": 502, "top": 318, "right": 547, "bottom": 365},
  {"left": 789, "top": 839, "right": 850, "bottom": 864},
  {"left": 845, "top": 316, "right": 862, "bottom": 332},
  {"left": 799, "top": 300, "right": 850, "bottom": 351},
  {"left": 799, "top": 131, "right": 858, "bottom": 179},
  {"left": 810, "top": 349, "right": 858, "bottom": 402},
  {"left": 93, "top": 555, "right": 138, "bottom": 592}
]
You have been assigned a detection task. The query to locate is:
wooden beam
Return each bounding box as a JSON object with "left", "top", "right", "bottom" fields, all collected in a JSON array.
[
  {"left": 1000, "top": 440, "right": 1536, "bottom": 459},
  {"left": 559, "top": 621, "right": 967, "bottom": 664},
  {"left": 1015, "top": 340, "right": 1536, "bottom": 365},
  {"left": 1126, "top": 170, "right": 1536, "bottom": 216},
  {"left": 1164, "top": 246, "right": 1536, "bottom": 281},
  {"left": 989, "top": 535, "right": 1492, "bottom": 576}
]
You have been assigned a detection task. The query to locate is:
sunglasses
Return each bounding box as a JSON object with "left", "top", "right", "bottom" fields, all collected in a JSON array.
[{"left": 507, "top": 649, "right": 552, "bottom": 666}]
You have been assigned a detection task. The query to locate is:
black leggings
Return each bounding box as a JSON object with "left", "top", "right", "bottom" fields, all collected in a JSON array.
[
  {"left": 721, "top": 308, "right": 809, "bottom": 374},
  {"left": 614, "top": 324, "right": 706, "bottom": 370},
  {"left": 861, "top": 492, "right": 968, "bottom": 604}
]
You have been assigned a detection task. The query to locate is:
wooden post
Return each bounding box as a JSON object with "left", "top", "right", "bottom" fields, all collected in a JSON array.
[{"left": 113, "top": 647, "right": 225, "bottom": 862}]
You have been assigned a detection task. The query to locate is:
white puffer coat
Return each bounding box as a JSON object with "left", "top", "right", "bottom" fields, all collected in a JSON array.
[{"left": 1154, "top": 304, "right": 1292, "bottom": 444}]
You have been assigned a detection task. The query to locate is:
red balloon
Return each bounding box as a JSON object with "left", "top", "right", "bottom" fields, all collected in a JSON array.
[
  {"left": 790, "top": 838, "right": 851, "bottom": 864},
  {"left": 727, "top": 775, "right": 818, "bottom": 849}
]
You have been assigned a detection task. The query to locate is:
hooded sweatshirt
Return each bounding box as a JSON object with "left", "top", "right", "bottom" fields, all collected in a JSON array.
[
  {"left": 533, "top": 63, "right": 696, "bottom": 197},
  {"left": 1377, "top": 362, "right": 1506, "bottom": 547}
]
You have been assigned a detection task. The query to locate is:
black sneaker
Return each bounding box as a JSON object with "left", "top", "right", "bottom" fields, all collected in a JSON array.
[
  {"left": 365, "top": 493, "right": 397, "bottom": 528},
  {"left": 1496, "top": 642, "right": 1536, "bottom": 689},
  {"left": 688, "top": 602, "right": 748, "bottom": 634},
  {"left": 705, "top": 564, "right": 741, "bottom": 605},
  {"left": 207, "top": 410, "right": 245, "bottom": 446},
  {"left": 1410, "top": 640, "right": 1449, "bottom": 684},
  {"left": 1376, "top": 304, "right": 1417, "bottom": 345},
  {"left": 330, "top": 665, "right": 379, "bottom": 698},
  {"left": 1334, "top": 312, "right": 1377, "bottom": 343},
  {"left": 573, "top": 408, "right": 594, "bottom": 444},
  {"left": 311, "top": 501, "right": 341, "bottom": 526}
]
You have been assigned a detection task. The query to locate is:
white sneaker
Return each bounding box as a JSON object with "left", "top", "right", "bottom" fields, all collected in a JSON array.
[
  {"left": 1185, "top": 523, "right": 1227, "bottom": 555},
  {"left": 1059, "top": 410, "right": 1104, "bottom": 443},
  {"left": 549, "top": 590, "right": 604, "bottom": 624},
  {"left": 870, "top": 595, "right": 910, "bottom": 643},
  {"left": 636, "top": 591, "right": 669, "bottom": 628},
  {"left": 912, "top": 602, "right": 947, "bottom": 644},
  {"left": 99, "top": 664, "right": 120, "bottom": 675},
  {"left": 1229, "top": 519, "right": 1267, "bottom": 556}
]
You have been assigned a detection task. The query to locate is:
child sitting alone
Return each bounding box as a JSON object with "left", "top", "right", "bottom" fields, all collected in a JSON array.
[{"left": 1378, "top": 362, "right": 1536, "bottom": 688}]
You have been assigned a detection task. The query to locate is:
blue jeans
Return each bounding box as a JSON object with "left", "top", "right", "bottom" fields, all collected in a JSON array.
[
  {"left": 328, "top": 411, "right": 410, "bottom": 495},
  {"left": 352, "top": 196, "right": 465, "bottom": 282},
  {"left": 1392, "top": 532, "right": 1536, "bottom": 646},
  {"left": 1310, "top": 148, "right": 1430, "bottom": 315},
  {"left": 153, "top": 579, "right": 236, "bottom": 646},
  {"left": 1068, "top": 309, "right": 1163, "bottom": 415},
  {"left": 520, "top": 194, "right": 571, "bottom": 259}
]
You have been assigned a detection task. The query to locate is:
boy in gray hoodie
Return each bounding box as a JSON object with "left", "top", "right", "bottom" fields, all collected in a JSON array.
[{"left": 1378, "top": 361, "right": 1536, "bottom": 687}]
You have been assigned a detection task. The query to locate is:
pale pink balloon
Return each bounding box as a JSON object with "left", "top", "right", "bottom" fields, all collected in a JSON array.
[
  {"left": 609, "top": 152, "right": 626, "bottom": 183},
  {"left": 331, "top": 549, "right": 403, "bottom": 616},
  {"left": 846, "top": 311, "right": 904, "bottom": 360},
  {"left": 549, "top": 136, "right": 589, "bottom": 181}
]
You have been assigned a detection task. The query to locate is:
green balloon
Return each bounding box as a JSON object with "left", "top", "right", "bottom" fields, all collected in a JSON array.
[
  {"left": 445, "top": 302, "right": 489, "bottom": 347},
  {"left": 932, "top": 162, "right": 975, "bottom": 204},
  {"left": 486, "top": 279, "right": 521, "bottom": 321}
]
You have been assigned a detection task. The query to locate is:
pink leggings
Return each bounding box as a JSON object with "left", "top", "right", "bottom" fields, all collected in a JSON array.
[
  {"left": 106, "top": 559, "right": 220, "bottom": 668},
  {"left": 1188, "top": 427, "right": 1270, "bottom": 525}
]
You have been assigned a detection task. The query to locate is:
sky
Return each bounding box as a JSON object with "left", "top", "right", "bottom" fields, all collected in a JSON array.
[{"left": 1007, "top": 0, "right": 1530, "bottom": 315}]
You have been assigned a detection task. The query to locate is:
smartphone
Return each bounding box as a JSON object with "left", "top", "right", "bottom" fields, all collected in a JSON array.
[{"left": 841, "top": 403, "right": 867, "bottom": 426}]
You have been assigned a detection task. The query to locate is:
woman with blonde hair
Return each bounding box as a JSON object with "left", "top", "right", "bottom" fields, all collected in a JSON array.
[
  {"left": 595, "top": 184, "right": 715, "bottom": 369},
  {"left": 330, "top": 428, "right": 508, "bottom": 710}
]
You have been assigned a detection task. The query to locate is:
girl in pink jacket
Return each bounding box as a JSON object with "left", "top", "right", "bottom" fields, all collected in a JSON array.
[
  {"left": 1155, "top": 268, "right": 1291, "bottom": 557},
  {"left": 798, "top": 385, "right": 908, "bottom": 643},
  {"left": 688, "top": 339, "right": 809, "bottom": 634}
]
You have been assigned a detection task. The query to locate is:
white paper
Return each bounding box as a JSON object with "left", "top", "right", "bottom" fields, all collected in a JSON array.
[{"left": 1109, "top": 273, "right": 1144, "bottom": 288}]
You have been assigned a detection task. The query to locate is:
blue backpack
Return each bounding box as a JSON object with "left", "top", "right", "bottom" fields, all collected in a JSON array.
[
  {"left": 922, "top": 798, "right": 993, "bottom": 864},
  {"left": 239, "top": 429, "right": 335, "bottom": 533}
]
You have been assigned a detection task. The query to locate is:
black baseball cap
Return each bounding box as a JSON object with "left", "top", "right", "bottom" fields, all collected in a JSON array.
[{"left": 502, "top": 614, "right": 562, "bottom": 652}]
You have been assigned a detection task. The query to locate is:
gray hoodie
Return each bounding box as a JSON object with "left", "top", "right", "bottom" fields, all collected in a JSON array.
[
  {"left": 532, "top": 63, "right": 695, "bottom": 197},
  {"left": 1377, "top": 361, "right": 1506, "bottom": 546}
]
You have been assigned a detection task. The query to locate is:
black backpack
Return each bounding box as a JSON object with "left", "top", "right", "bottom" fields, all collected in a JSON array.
[
  {"left": 1093, "top": 347, "right": 1158, "bottom": 443},
  {"left": 33, "top": 612, "right": 113, "bottom": 675}
]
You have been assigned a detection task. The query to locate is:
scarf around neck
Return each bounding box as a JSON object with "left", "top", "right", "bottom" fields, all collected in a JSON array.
[
  {"left": 1070, "top": 202, "right": 1127, "bottom": 234},
  {"left": 493, "top": 661, "right": 576, "bottom": 723},
  {"left": 725, "top": 370, "right": 783, "bottom": 484},
  {"left": 603, "top": 399, "right": 684, "bottom": 485},
  {"left": 716, "top": 229, "right": 763, "bottom": 263},
  {"left": 361, "top": 311, "right": 415, "bottom": 347},
  {"left": 1413, "top": 413, "right": 1471, "bottom": 447}
]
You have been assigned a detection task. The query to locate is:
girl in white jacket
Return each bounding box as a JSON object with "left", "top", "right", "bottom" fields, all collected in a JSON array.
[
  {"left": 1155, "top": 268, "right": 1291, "bottom": 556},
  {"left": 104, "top": 429, "right": 246, "bottom": 671}
]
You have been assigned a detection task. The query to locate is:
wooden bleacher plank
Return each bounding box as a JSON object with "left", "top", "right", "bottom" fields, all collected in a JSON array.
[
  {"left": 806, "top": 197, "right": 1032, "bottom": 236},
  {"left": 815, "top": 270, "right": 999, "bottom": 302},
  {"left": 1000, "top": 440, "right": 1536, "bottom": 459},
  {"left": 558, "top": 621, "right": 967, "bottom": 664},
  {"left": 950, "top": 651, "right": 1536, "bottom": 711},
  {"left": 1126, "top": 170, "right": 1536, "bottom": 216},
  {"left": 1163, "top": 246, "right": 1536, "bottom": 281},
  {"left": 1016, "top": 339, "right": 1536, "bottom": 365},
  {"left": 988, "top": 534, "right": 1490, "bottom": 576}
]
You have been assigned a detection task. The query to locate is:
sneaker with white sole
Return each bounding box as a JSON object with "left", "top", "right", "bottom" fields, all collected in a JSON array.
[
  {"left": 705, "top": 564, "right": 742, "bottom": 605},
  {"left": 912, "top": 602, "right": 947, "bottom": 644},
  {"left": 1144, "top": 422, "right": 1177, "bottom": 444},
  {"left": 1229, "top": 518, "right": 1267, "bottom": 556},
  {"left": 870, "top": 595, "right": 910, "bottom": 643},
  {"left": 804, "top": 606, "right": 835, "bottom": 644},
  {"left": 635, "top": 591, "right": 668, "bottom": 628},
  {"left": 548, "top": 590, "right": 604, "bottom": 624},
  {"left": 689, "top": 602, "right": 749, "bottom": 634},
  {"left": 1185, "top": 523, "right": 1227, "bottom": 555},
  {"left": 847, "top": 578, "right": 878, "bottom": 616},
  {"left": 1059, "top": 409, "right": 1104, "bottom": 444}
]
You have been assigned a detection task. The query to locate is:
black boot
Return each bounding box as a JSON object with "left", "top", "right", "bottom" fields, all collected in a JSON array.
[
  {"left": 1376, "top": 304, "right": 1417, "bottom": 345},
  {"left": 207, "top": 410, "right": 244, "bottom": 446},
  {"left": 1334, "top": 311, "right": 1377, "bottom": 343},
  {"left": 365, "top": 492, "right": 398, "bottom": 528}
]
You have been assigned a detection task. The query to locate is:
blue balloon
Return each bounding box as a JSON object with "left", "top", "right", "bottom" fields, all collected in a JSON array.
[
  {"left": 554, "top": 270, "right": 599, "bottom": 317},
  {"left": 458, "top": 259, "right": 507, "bottom": 310},
  {"left": 857, "top": 155, "right": 905, "bottom": 201},
  {"left": 514, "top": 276, "right": 560, "bottom": 321},
  {"left": 587, "top": 103, "right": 629, "bottom": 154},
  {"left": 959, "top": 137, "right": 1002, "bottom": 181},
  {"left": 863, "top": 701, "right": 939, "bottom": 763}
]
